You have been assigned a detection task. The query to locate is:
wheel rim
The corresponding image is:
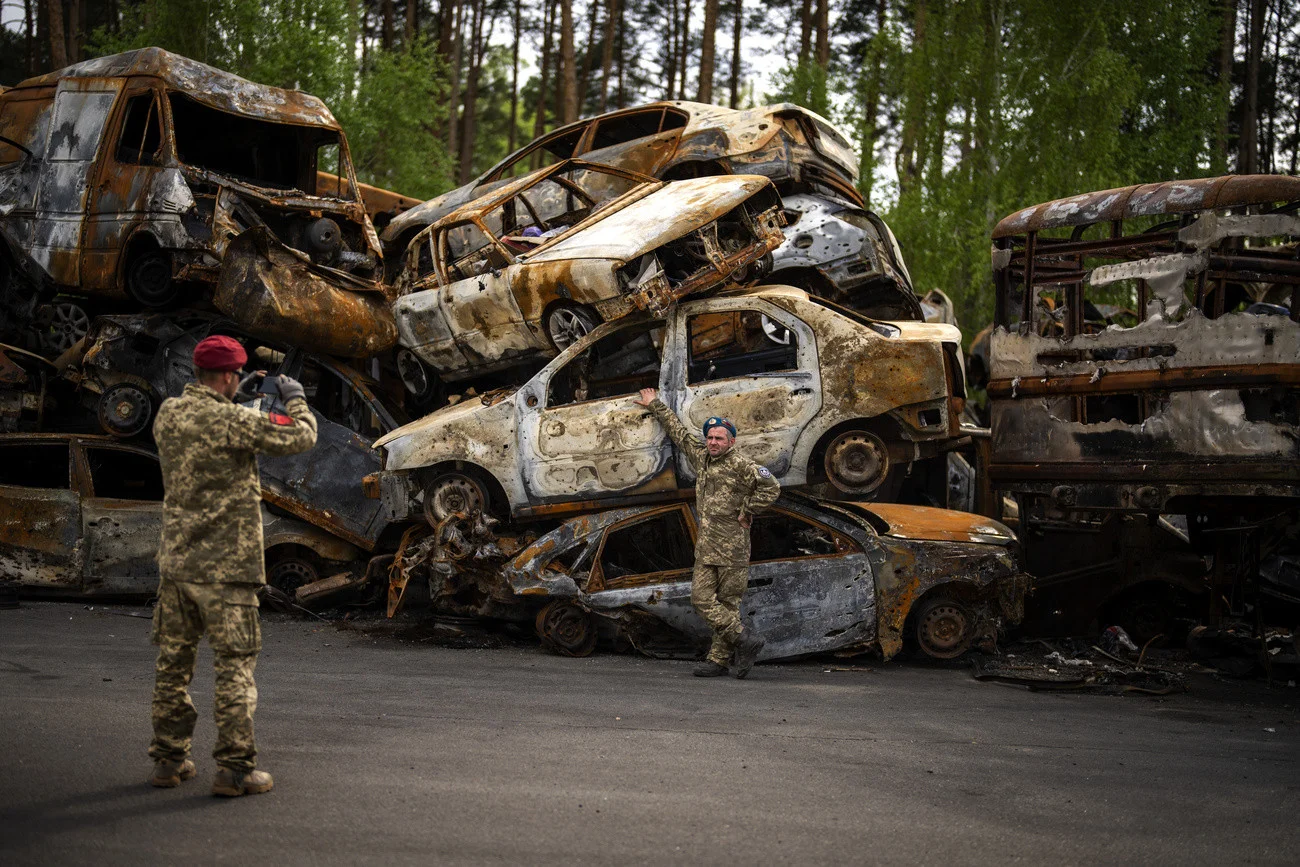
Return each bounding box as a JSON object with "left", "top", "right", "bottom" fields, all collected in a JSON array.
[
  {"left": 98, "top": 384, "right": 152, "bottom": 437},
  {"left": 269, "top": 558, "right": 318, "bottom": 594},
  {"left": 917, "top": 599, "right": 972, "bottom": 659},
  {"left": 536, "top": 601, "right": 597, "bottom": 657},
  {"left": 824, "top": 431, "right": 889, "bottom": 492},
  {"left": 46, "top": 302, "right": 90, "bottom": 354},
  {"left": 128, "top": 253, "right": 176, "bottom": 307},
  {"left": 548, "top": 307, "right": 593, "bottom": 351},
  {"left": 396, "top": 349, "right": 431, "bottom": 398},
  {"left": 423, "top": 475, "right": 486, "bottom": 524}
]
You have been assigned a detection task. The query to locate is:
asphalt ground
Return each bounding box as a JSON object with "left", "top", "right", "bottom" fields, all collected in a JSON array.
[{"left": 0, "top": 601, "right": 1296, "bottom": 866}]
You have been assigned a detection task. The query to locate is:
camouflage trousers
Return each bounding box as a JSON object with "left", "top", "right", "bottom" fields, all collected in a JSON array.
[
  {"left": 149, "top": 578, "right": 262, "bottom": 772},
  {"left": 691, "top": 564, "right": 748, "bottom": 666}
]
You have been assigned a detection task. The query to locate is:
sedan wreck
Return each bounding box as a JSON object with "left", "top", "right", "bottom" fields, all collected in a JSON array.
[
  {"left": 381, "top": 101, "right": 922, "bottom": 321},
  {"left": 0, "top": 48, "right": 394, "bottom": 359},
  {"left": 389, "top": 495, "right": 1028, "bottom": 662},
  {"left": 374, "top": 285, "right": 966, "bottom": 524},
  {"left": 392, "top": 160, "right": 784, "bottom": 386}
]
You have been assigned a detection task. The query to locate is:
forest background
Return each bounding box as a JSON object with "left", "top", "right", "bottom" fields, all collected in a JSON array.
[{"left": 2, "top": 0, "right": 1298, "bottom": 330}]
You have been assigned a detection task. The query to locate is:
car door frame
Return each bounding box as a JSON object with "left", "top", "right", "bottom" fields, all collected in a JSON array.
[
  {"left": 0, "top": 437, "right": 82, "bottom": 590},
  {"left": 75, "top": 438, "right": 165, "bottom": 596},
  {"left": 660, "top": 295, "right": 822, "bottom": 482}
]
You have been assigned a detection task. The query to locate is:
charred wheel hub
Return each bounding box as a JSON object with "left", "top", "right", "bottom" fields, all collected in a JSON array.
[
  {"left": 545, "top": 305, "right": 597, "bottom": 352},
  {"left": 126, "top": 251, "right": 177, "bottom": 308},
  {"left": 43, "top": 301, "right": 90, "bottom": 354},
  {"left": 97, "top": 383, "right": 152, "bottom": 438},
  {"left": 423, "top": 474, "right": 488, "bottom": 525},
  {"left": 397, "top": 348, "right": 432, "bottom": 399},
  {"left": 915, "top": 597, "right": 973, "bottom": 659},
  {"left": 306, "top": 218, "right": 342, "bottom": 263},
  {"left": 824, "top": 430, "right": 890, "bottom": 493},
  {"left": 536, "top": 601, "right": 597, "bottom": 657},
  {"left": 268, "top": 557, "right": 319, "bottom": 595}
]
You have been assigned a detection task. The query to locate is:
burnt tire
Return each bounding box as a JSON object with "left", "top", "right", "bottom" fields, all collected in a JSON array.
[
  {"left": 422, "top": 472, "right": 489, "bottom": 525},
  {"left": 267, "top": 553, "right": 320, "bottom": 596},
  {"left": 535, "top": 601, "right": 597, "bottom": 657},
  {"left": 914, "top": 595, "right": 974, "bottom": 659},
  {"left": 823, "top": 429, "right": 891, "bottom": 494},
  {"left": 96, "top": 383, "right": 154, "bottom": 438},
  {"left": 126, "top": 250, "right": 179, "bottom": 308},
  {"left": 544, "top": 304, "right": 598, "bottom": 352}
]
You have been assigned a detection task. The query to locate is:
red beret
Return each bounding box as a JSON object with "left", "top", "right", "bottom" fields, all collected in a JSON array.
[{"left": 192, "top": 335, "right": 248, "bottom": 372}]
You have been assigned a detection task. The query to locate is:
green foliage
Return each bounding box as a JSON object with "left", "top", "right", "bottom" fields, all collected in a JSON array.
[{"left": 337, "top": 40, "right": 455, "bottom": 199}]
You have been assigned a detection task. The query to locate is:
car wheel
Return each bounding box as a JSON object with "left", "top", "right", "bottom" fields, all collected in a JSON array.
[
  {"left": 544, "top": 304, "right": 598, "bottom": 352},
  {"left": 96, "top": 383, "right": 154, "bottom": 438},
  {"left": 823, "top": 430, "right": 890, "bottom": 493},
  {"left": 126, "top": 250, "right": 179, "bottom": 308},
  {"left": 267, "top": 553, "right": 320, "bottom": 595},
  {"left": 396, "top": 348, "right": 439, "bottom": 401},
  {"left": 535, "top": 600, "right": 597, "bottom": 657},
  {"left": 422, "top": 472, "right": 489, "bottom": 525},
  {"left": 914, "top": 595, "right": 973, "bottom": 659},
  {"left": 40, "top": 300, "right": 91, "bottom": 355}
]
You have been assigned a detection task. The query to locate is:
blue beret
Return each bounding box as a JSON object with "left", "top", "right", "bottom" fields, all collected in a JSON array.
[{"left": 703, "top": 417, "right": 737, "bottom": 437}]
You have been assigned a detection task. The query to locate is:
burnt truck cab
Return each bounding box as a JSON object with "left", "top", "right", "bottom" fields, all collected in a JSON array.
[
  {"left": 987, "top": 174, "right": 1300, "bottom": 637},
  {"left": 0, "top": 48, "right": 393, "bottom": 358}
]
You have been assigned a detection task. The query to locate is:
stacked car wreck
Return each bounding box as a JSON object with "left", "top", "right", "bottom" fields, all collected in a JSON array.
[{"left": 0, "top": 50, "right": 1026, "bottom": 667}]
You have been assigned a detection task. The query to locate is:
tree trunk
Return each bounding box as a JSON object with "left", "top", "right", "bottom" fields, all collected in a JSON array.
[
  {"left": 534, "top": 0, "right": 556, "bottom": 160},
  {"left": 458, "top": 0, "right": 485, "bottom": 184},
  {"left": 729, "top": 0, "right": 742, "bottom": 108},
  {"left": 1239, "top": 0, "right": 1264, "bottom": 174},
  {"left": 813, "top": 0, "right": 828, "bottom": 67},
  {"left": 598, "top": 0, "right": 619, "bottom": 113},
  {"left": 46, "top": 0, "right": 67, "bottom": 70},
  {"left": 698, "top": 0, "right": 718, "bottom": 102},
  {"left": 665, "top": 0, "right": 679, "bottom": 99},
  {"left": 678, "top": 0, "right": 692, "bottom": 100},
  {"left": 616, "top": 0, "right": 626, "bottom": 108},
  {"left": 798, "top": 0, "right": 812, "bottom": 66},
  {"left": 24, "top": 0, "right": 35, "bottom": 76},
  {"left": 406, "top": 0, "right": 419, "bottom": 43},
  {"left": 509, "top": 0, "right": 521, "bottom": 153},
  {"left": 895, "top": 0, "right": 926, "bottom": 196},
  {"left": 560, "top": 0, "right": 577, "bottom": 124},
  {"left": 382, "top": 0, "right": 395, "bottom": 50},
  {"left": 66, "top": 0, "right": 80, "bottom": 63},
  {"left": 447, "top": 0, "right": 463, "bottom": 160},
  {"left": 856, "top": 0, "right": 887, "bottom": 205},
  {"left": 576, "top": 0, "right": 600, "bottom": 117},
  {"left": 1213, "top": 0, "right": 1237, "bottom": 173},
  {"left": 1264, "top": 0, "right": 1284, "bottom": 174}
]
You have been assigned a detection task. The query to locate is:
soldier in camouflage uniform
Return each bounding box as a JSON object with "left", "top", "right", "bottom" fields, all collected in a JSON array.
[
  {"left": 147, "top": 335, "right": 317, "bottom": 797},
  {"left": 635, "top": 388, "right": 780, "bottom": 678}
]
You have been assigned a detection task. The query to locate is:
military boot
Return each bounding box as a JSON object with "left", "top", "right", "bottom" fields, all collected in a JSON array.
[
  {"left": 732, "top": 629, "right": 766, "bottom": 679},
  {"left": 149, "top": 758, "right": 196, "bottom": 788},
  {"left": 211, "top": 768, "right": 274, "bottom": 797},
  {"left": 693, "top": 660, "right": 728, "bottom": 677}
]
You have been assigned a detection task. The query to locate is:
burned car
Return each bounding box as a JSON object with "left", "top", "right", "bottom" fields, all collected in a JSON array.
[
  {"left": 66, "top": 311, "right": 403, "bottom": 551},
  {"left": 374, "top": 285, "right": 966, "bottom": 524},
  {"left": 986, "top": 174, "right": 1300, "bottom": 637},
  {"left": 382, "top": 102, "right": 921, "bottom": 321},
  {"left": 503, "top": 495, "right": 1027, "bottom": 661},
  {"left": 0, "top": 48, "right": 394, "bottom": 358},
  {"left": 0, "top": 433, "right": 362, "bottom": 597},
  {"left": 392, "top": 160, "right": 784, "bottom": 385}
]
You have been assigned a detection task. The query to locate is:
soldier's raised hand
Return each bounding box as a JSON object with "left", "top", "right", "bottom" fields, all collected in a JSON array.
[
  {"left": 634, "top": 387, "right": 657, "bottom": 407},
  {"left": 276, "top": 374, "right": 306, "bottom": 404}
]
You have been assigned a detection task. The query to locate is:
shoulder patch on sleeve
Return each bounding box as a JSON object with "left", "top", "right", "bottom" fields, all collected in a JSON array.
[
  {"left": 758, "top": 466, "right": 772, "bottom": 478},
  {"left": 268, "top": 412, "right": 295, "bottom": 426}
]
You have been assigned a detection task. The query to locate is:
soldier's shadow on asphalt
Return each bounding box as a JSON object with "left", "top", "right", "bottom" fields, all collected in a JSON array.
[{"left": 0, "top": 782, "right": 238, "bottom": 839}]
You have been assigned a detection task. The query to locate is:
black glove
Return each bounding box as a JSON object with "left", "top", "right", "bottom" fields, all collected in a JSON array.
[
  {"left": 276, "top": 374, "right": 306, "bottom": 404},
  {"left": 235, "top": 371, "right": 265, "bottom": 403}
]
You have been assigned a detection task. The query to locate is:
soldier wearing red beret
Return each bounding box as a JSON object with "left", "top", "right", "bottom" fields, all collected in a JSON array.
[{"left": 146, "top": 335, "right": 317, "bottom": 796}]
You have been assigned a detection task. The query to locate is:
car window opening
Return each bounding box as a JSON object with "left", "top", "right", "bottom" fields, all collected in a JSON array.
[
  {"left": 686, "top": 310, "right": 798, "bottom": 384},
  {"left": 750, "top": 511, "right": 844, "bottom": 562},
  {"left": 168, "top": 92, "right": 347, "bottom": 196},
  {"left": 599, "top": 509, "right": 695, "bottom": 587},
  {"left": 547, "top": 322, "right": 664, "bottom": 407},
  {"left": 299, "top": 360, "right": 384, "bottom": 439},
  {"left": 115, "top": 93, "right": 163, "bottom": 165},
  {"left": 87, "top": 448, "right": 164, "bottom": 500},
  {"left": 588, "top": 107, "right": 687, "bottom": 151},
  {"left": 0, "top": 443, "right": 70, "bottom": 488}
]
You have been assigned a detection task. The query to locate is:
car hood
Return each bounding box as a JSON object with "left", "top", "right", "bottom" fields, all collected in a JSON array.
[
  {"left": 373, "top": 388, "right": 515, "bottom": 465},
  {"left": 845, "top": 503, "right": 1016, "bottom": 546},
  {"left": 523, "top": 175, "right": 773, "bottom": 264}
]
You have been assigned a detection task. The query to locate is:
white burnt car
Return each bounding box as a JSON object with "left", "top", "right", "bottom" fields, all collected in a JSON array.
[
  {"left": 391, "top": 160, "right": 785, "bottom": 391},
  {"left": 373, "top": 285, "right": 966, "bottom": 523}
]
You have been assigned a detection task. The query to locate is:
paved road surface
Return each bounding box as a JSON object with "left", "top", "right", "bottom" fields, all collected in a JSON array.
[{"left": 0, "top": 602, "right": 1296, "bottom": 865}]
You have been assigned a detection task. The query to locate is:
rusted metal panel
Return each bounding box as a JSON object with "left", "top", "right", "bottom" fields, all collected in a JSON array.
[{"left": 0, "top": 487, "right": 81, "bottom": 587}]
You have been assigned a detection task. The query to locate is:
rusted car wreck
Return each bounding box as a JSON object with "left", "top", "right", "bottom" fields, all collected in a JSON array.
[
  {"left": 385, "top": 494, "right": 1028, "bottom": 662},
  {"left": 0, "top": 47, "right": 394, "bottom": 358},
  {"left": 987, "top": 174, "right": 1300, "bottom": 637}
]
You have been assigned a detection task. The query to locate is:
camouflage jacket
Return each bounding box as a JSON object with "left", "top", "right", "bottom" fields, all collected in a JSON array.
[
  {"left": 154, "top": 383, "right": 317, "bottom": 585},
  {"left": 649, "top": 399, "right": 780, "bottom": 565}
]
